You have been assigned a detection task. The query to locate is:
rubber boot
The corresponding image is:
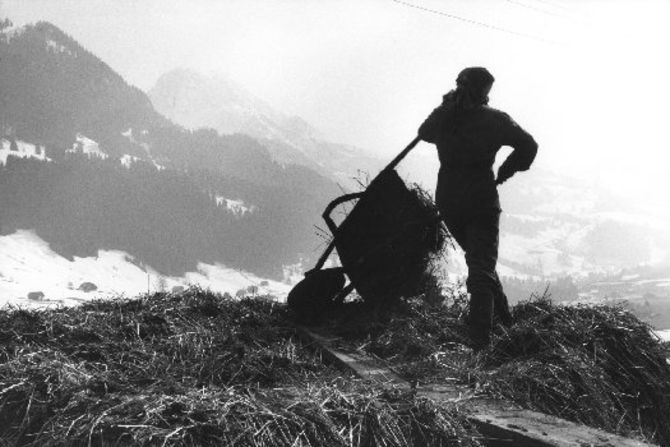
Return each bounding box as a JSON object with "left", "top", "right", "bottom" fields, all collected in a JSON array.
[
  {"left": 494, "top": 290, "right": 513, "bottom": 327},
  {"left": 467, "top": 288, "right": 494, "bottom": 351}
]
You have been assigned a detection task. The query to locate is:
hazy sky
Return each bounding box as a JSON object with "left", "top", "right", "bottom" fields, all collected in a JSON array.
[{"left": 2, "top": 0, "right": 669, "bottom": 205}]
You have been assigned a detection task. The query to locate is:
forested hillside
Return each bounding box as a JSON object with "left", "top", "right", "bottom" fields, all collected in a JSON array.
[{"left": 0, "top": 21, "right": 341, "bottom": 279}]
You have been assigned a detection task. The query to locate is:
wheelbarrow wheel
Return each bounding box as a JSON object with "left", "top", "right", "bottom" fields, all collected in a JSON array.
[{"left": 287, "top": 267, "right": 346, "bottom": 321}]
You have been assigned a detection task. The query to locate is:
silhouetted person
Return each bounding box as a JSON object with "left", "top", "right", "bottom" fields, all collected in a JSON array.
[{"left": 418, "top": 67, "right": 538, "bottom": 349}]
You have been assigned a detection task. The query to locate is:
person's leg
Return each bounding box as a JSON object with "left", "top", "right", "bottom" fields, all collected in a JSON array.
[
  {"left": 441, "top": 202, "right": 508, "bottom": 345},
  {"left": 482, "top": 211, "right": 512, "bottom": 326},
  {"left": 463, "top": 211, "right": 501, "bottom": 348}
]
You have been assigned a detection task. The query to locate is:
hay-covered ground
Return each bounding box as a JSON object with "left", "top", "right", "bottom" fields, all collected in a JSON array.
[
  {"left": 2, "top": 287, "right": 669, "bottom": 446},
  {"left": 0, "top": 288, "right": 480, "bottom": 447},
  {"left": 322, "top": 291, "right": 670, "bottom": 446}
]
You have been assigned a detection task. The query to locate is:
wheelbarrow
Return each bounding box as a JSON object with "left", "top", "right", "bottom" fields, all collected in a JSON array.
[{"left": 288, "top": 136, "right": 447, "bottom": 316}]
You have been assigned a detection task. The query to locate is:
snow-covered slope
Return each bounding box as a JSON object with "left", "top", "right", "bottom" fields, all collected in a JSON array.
[
  {"left": 213, "top": 195, "right": 256, "bottom": 216},
  {"left": 654, "top": 329, "right": 670, "bottom": 342},
  {"left": 0, "top": 138, "right": 50, "bottom": 165},
  {"left": 0, "top": 230, "right": 291, "bottom": 309},
  {"left": 65, "top": 133, "right": 108, "bottom": 159},
  {"left": 496, "top": 169, "right": 670, "bottom": 277}
]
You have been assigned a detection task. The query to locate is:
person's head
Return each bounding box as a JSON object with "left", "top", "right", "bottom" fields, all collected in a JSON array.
[{"left": 455, "top": 67, "right": 494, "bottom": 107}]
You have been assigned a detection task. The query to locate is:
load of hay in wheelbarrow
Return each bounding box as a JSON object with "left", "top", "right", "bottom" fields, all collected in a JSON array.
[{"left": 288, "top": 138, "right": 451, "bottom": 319}]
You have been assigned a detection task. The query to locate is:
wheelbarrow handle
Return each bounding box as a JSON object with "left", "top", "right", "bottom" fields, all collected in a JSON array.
[
  {"left": 383, "top": 135, "right": 421, "bottom": 172},
  {"left": 303, "top": 192, "right": 364, "bottom": 274},
  {"left": 322, "top": 192, "right": 365, "bottom": 234}
]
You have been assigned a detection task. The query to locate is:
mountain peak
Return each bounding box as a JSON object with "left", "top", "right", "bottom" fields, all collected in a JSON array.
[
  {"left": 149, "top": 68, "right": 285, "bottom": 134},
  {"left": 0, "top": 20, "right": 162, "bottom": 152},
  {"left": 2, "top": 21, "right": 83, "bottom": 58},
  {"left": 148, "top": 68, "right": 382, "bottom": 184}
]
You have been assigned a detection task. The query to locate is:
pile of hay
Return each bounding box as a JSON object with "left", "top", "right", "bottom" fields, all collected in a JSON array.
[
  {"left": 475, "top": 298, "right": 670, "bottom": 445},
  {"left": 320, "top": 295, "right": 471, "bottom": 379},
  {"left": 330, "top": 170, "right": 450, "bottom": 305},
  {"left": 325, "top": 292, "right": 670, "bottom": 445},
  {"left": 0, "top": 288, "right": 480, "bottom": 446}
]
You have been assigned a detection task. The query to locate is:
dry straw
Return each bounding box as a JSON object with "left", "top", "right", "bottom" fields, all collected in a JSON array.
[
  {"left": 0, "top": 288, "right": 479, "bottom": 446},
  {"left": 322, "top": 291, "right": 670, "bottom": 446}
]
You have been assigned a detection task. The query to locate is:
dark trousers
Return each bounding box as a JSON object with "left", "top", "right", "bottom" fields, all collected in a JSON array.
[{"left": 442, "top": 210, "right": 512, "bottom": 344}]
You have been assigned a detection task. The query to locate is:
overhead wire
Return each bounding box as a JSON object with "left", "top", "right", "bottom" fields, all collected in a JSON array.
[
  {"left": 524, "top": 0, "right": 593, "bottom": 29},
  {"left": 504, "top": 0, "right": 568, "bottom": 19},
  {"left": 389, "top": 0, "right": 560, "bottom": 45},
  {"left": 530, "top": 0, "right": 573, "bottom": 11}
]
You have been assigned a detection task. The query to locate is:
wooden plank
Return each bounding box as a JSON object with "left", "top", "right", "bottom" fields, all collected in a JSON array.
[
  {"left": 296, "top": 326, "right": 410, "bottom": 389},
  {"left": 298, "top": 326, "right": 658, "bottom": 447},
  {"left": 470, "top": 406, "right": 653, "bottom": 447}
]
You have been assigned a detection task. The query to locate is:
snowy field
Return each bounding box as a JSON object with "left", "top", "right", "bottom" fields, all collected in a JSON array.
[
  {"left": 0, "top": 138, "right": 50, "bottom": 165},
  {"left": 655, "top": 329, "right": 670, "bottom": 343},
  {"left": 0, "top": 230, "right": 291, "bottom": 309}
]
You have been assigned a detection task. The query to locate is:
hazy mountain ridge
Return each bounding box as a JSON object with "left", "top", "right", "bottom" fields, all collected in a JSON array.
[
  {"left": 0, "top": 22, "right": 331, "bottom": 186},
  {"left": 0, "top": 21, "right": 161, "bottom": 159},
  {"left": 148, "top": 68, "right": 384, "bottom": 186},
  {"left": 0, "top": 21, "right": 341, "bottom": 281},
  {"left": 149, "top": 68, "right": 317, "bottom": 140}
]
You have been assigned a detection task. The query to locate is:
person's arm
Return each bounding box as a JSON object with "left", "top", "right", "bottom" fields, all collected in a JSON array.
[
  {"left": 417, "top": 104, "right": 445, "bottom": 144},
  {"left": 496, "top": 113, "right": 538, "bottom": 185},
  {"left": 418, "top": 91, "right": 456, "bottom": 144}
]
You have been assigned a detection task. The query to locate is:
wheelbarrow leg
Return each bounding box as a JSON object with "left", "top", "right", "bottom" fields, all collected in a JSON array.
[
  {"left": 305, "top": 240, "right": 337, "bottom": 276},
  {"left": 333, "top": 282, "right": 356, "bottom": 305}
]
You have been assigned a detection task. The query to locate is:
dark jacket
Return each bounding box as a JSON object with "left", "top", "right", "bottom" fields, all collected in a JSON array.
[{"left": 419, "top": 94, "right": 537, "bottom": 215}]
